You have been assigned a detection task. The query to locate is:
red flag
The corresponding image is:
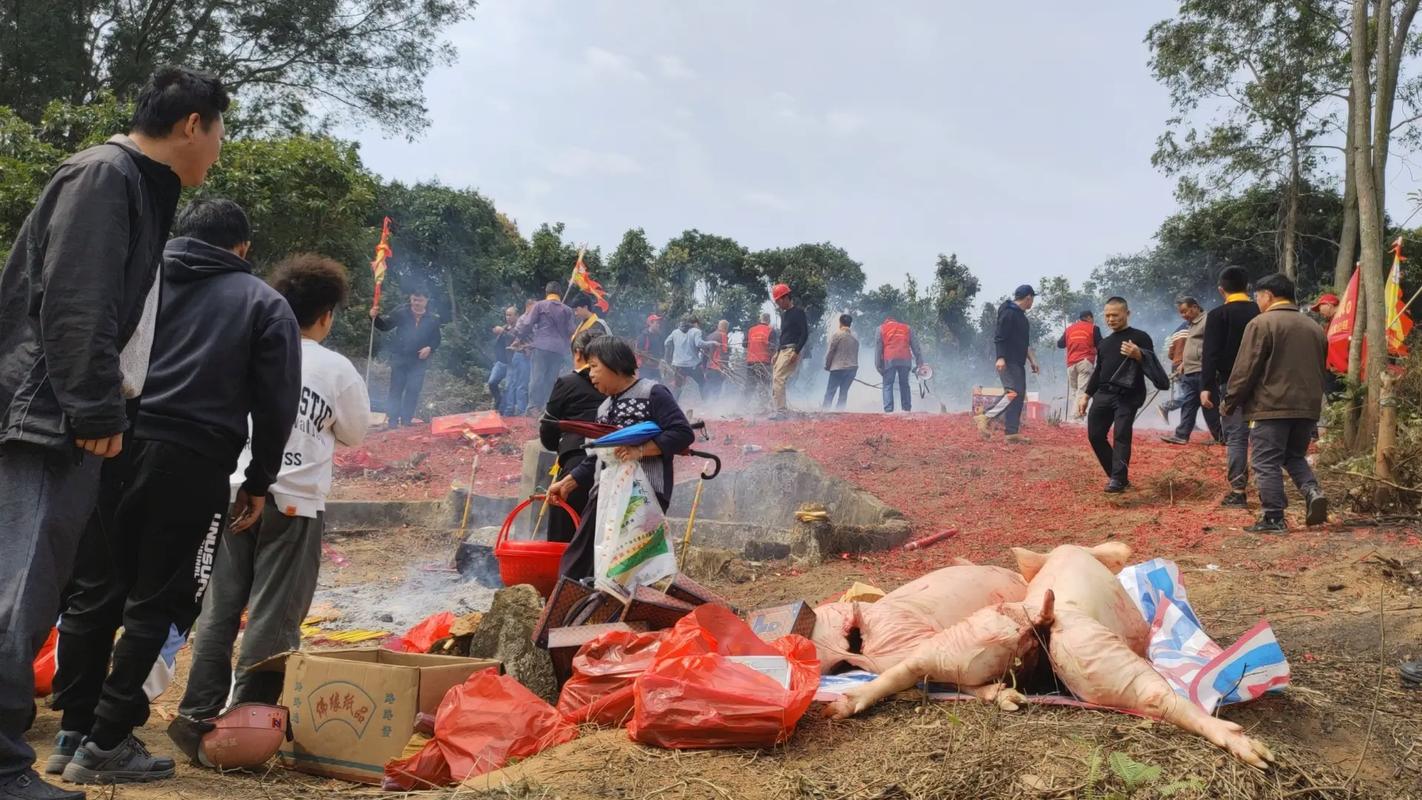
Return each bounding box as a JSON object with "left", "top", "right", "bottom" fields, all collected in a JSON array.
[
  {"left": 1386, "top": 237, "right": 1412, "bottom": 357},
  {"left": 1326, "top": 268, "right": 1358, "bottom": 374},
  {"left": 370, "top": 217, "right": 393, "bottom": 312},
  {"left": 570, "top": 251, "right": 610, "bottom": 312}
]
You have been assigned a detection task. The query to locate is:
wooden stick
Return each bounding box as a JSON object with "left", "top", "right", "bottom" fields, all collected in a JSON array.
[
  {"left": 458, "top": 452, "right": 481, "bottom": 535},
  {"left": 530, "top": 463, "right": 560, "bottom": 539},
  {"left": 363, "top": 317, "right": 376, "bottom": 388},
  {"left": 678, "top": 466, "right": 708, "bottom": 564}
]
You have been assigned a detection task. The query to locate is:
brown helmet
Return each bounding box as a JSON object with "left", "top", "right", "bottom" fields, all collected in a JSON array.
[{"left": 199, "top": 703, "right": 288, "bottom": 769}]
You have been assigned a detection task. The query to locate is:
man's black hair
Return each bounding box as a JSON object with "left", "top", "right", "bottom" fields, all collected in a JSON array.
[
  {"left": 544, "top": 281, "right": 562, "bottom": 295},
  {"left": 572, "top": 328, "right": 604, "bottom": 356},
  {"left": 839, "top": 313, "right": 853, "bottom": 327},
  {"left": 405, "top": 284, "right": 430, "bottom": 298},
  {"left": 1254, "top": 272, "right": 1296, "bottom": 301},
  {"left": 269, "top": 254, "right": 350, "bottom": 328},
  {"left": 1078, "top": 310, "right": 1094, "bottom": 321},
  {"left": 585, "top": 335, "right": 639, "bottom": 377},
  {"left": 570, "top": 294, "right": 593, "bottom": 310},
  {"left": 173, "top": 198, "right": 249, "bottom": 250},
  {"left": 1175, "top": 295, "right": 1201, "bottom": 309},
  {"left": 1105, "top": 296, "right": 1129, "bottom": 309},
  {"left": 130, "top": 67, "right": 230, "bottom": 137},
  {"left": 1218, "top": 265, "right": 1249, "bottom": 294}
]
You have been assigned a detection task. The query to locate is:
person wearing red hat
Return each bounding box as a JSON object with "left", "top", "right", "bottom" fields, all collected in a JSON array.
[
  {"left": 770, "top": 283, "right": 807, "bottom": 416},
  {"left": 1310, "top": 293, "right": 1339, "bottom": 323},
  {"left": 636, "top": 313, "right": 665, "bottom": 383}
]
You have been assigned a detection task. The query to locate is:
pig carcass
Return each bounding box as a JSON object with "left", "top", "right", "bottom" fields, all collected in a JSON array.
[
  {"left": 1013, "top": 543, "right": 1274, "bottom": 769},
  {"left": 811, "top": 563, "right": 1028, "bottom": 674},
  {"left": 824, "top": 590, "right": 1053, "bottom": 719}
]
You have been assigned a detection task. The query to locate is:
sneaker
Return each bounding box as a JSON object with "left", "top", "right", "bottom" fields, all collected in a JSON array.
[
  {"left": 1245, "top": 516, "right": 1287, "bottom": 533},
  {"left": 165, "top": 715, "right": 215, "bottom": 767},
  {"left": 1004, "top": 434, "right": 1031, "bottom": 445},
  {"left": 1402, "top": 660, "right": 1422, "bottom": 689},
  {"left": 42, "top": 732, "right": 84, "bottom": 776},
  {"left": 1305, "top": 490, "right": 1330, "bottom": 526},
  {"left": 0, "top": 770, "right": 84, "bottom": 800},
  {"left": 61, "top": 737, "right": 175, "bottom": 785},
  {"left": 1104, "top": 480, "right": 1130, "bottom": 494},
  {"left": 1219, "top": 492, "right": 1248, "bottom": 508},
  {"left": 1159, "top": 435, "right": 1189, "bottom": 445},
  {"left": 1157, "top": 405, "right": 1170, "bottom": 424}
]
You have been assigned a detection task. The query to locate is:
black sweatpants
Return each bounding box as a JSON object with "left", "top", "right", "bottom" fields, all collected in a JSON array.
[
  {"left": 53, "top": 439, "right": 229, "bottom": 746},
  {"left": 1086, "top": 390, "right": 1139, "bottom": 484}
]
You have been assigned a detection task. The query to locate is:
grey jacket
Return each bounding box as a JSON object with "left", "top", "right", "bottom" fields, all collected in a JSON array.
[
  {"left": 824, "top": 328, "right": 859, "bottom": 371},
  {"left": 0, "top": 135, "right": 182, "bottom": 448}
]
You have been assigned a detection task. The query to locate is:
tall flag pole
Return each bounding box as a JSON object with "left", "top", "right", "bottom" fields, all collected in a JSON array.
[
  {"left": 1385, "top": 237, "right": 1415, "bottom": 358},
  {"left": 365, "top": 217, "right": 393, "bottom": 386}
]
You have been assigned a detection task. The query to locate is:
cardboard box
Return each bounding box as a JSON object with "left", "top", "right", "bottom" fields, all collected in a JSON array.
[
  {"left": 746, "top": 601, "right": 816, "bottom": 642},
  {"left": 255, "top": 648, "right": 500, "bottom": 784}
]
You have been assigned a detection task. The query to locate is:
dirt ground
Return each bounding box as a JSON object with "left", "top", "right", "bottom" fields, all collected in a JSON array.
[{"left": 28, "top": 413, "right": 1422, "bottom": 799}]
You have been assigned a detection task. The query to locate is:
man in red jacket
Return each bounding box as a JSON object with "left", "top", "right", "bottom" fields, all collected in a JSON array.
[
  {"left": 1057, "top": 310, "right": 1101, "bottom": 419},
  {"left": 744, "top": 313, "right": 775, "bottom": 410}
]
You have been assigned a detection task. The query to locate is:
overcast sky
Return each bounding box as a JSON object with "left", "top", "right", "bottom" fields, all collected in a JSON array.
[{"left": 347, "top": 1, "right": 1244, "bottom": 302}]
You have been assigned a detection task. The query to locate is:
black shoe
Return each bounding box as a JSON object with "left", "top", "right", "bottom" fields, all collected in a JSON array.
[
  {"left": 1245, "top": 516, "right": 1287, "bottom": 533},
  {"left": 1105, "top": 480, "right": 1130, "bottom": 494},
  {"left": 1219, "top": 492, "right": 1248, "bottom": 508},
  {"left": 166, "top": 715, "right": 215, "bottom": 766},
  {"left": 1160, "top": 435, "right": 1189, "bottom": 445},
  {"left": 1402, "top": 660, "right": 1422, "bottom": 689},
  {"left": 42, "top": 732, "right": 84, "bottom": 776},
  {"left": 61, "top": 737, "right": 174, "bottom": 785},
  {"left": 1305, "top": 490, "right": 1329, "bottom": 526},
  {"left": 0, "top": 771, "right": 83, "bottom": 800}
]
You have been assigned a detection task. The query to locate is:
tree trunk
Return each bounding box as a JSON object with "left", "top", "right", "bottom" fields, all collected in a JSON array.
[
  {"left": 1281, "top": 153, "right": 1299, "bottom": 280},
  {"left": 1373, "top": 370, "right": 1398, "bottom": 509},
  {"left": 1351, "top": 0, "right": 1384, "bottom": 449},
  {"left": 1335, "top": 92, "right": 1358, "bottom": 293}
]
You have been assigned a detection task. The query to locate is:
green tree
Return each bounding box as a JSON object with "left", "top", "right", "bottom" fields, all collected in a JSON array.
[
  {"left": 654, "top": 230, "right": 754, "bottom": 322},
  {"left": 752, "top": 242, "right": 866, "bottom": 327},
  {"left": 603, "top": 228, "right": 660, "bottom": 332},
  {"left": 1148, "top": 0, "right": 1346, "bottom": 279},
  {"left": 929, "top": 252, "right": 981, "bottom": 345},
  {"left": 0, "top": 1, "right": 478, "bottom": 133}
]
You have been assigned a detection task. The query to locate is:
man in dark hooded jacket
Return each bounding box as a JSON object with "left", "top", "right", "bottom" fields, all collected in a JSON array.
[
  {"left": 0, "top": 68, "right": 229, "bottom": 800},
  {"left": 52, "top": 199, "right": 301, "bottom": 785}
]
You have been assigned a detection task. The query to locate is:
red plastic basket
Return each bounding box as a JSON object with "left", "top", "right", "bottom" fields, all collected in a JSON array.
[{"left": 494, "top": 494, "right": 580, "bottom": 598}]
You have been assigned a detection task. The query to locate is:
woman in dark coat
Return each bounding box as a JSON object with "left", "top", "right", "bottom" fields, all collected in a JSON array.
[
  {"left": 548, "top": 336, "right": 695, "bottom": 582},
  {"left": 537, "top": 329, "right": 606, "bottom": 542}
]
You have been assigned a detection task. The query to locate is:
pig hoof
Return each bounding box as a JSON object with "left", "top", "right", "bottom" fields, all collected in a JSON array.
[
  {"left": 995, "top": 688, "right": 1027, "bottom": 712},
  {"left": 1206, "top": 718, "right": 1274, "bottom": 769},
  {"left": 824, "top": 694, "right": 867, "bottom": 720}
]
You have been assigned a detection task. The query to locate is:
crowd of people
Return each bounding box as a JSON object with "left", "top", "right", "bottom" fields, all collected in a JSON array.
[
  {"left": 986, "top": 268, "right": 1332, "bottom": 532},
  {"left": 0, "top": 68, "right": 375, "bottom": 798}
]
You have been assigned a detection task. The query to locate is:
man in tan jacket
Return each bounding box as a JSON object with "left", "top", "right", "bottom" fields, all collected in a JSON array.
[
  {"left": 822, "top": 314, "right": 859, "bottom": 409},
  {"left": 1221, "top": 273, "right": 1329, "bottom": 532}
]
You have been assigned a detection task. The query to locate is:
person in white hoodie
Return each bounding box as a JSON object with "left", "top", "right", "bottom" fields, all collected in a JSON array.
[{"left": 168, "top": 254, "right": 370, "bottom": 761}]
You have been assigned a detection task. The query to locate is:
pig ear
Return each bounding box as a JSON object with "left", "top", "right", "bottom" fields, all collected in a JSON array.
[
  {"left": 1087, "top": 542, "right": 1132, "bottom": 574},
  {"left": 951, "top": 557, "right": 976, "bottom": 567},
  {"left": 1032, "top": 590, "right": 1055, "bottom": 626},
  {"left": 1012, "top": 547, "right": 1048, "bottom": 581}
]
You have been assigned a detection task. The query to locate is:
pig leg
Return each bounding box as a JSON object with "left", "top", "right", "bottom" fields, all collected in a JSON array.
[
  {"left": 1048, "top": 615, "right": 1274, "bottom": 769},
  {"left": 961, "top": 682, "right": 1027, "bottom": 711},
  {"left": 824, "top": 657, "right": 924, "bottom": 719}
]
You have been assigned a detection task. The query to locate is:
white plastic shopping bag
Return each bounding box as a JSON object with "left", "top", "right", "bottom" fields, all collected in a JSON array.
[{"left": 591, "top": 450, "right": 678, "bottom": 599}]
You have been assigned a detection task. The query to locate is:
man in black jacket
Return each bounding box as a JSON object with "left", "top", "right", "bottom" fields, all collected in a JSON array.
[
  {"left": 976, "top": 285, "right": 1040, "bottom": 443},
  {"left": 1198, "top": 266, "right": 1260, "bottom": 507},
  {"left": 538, "top": 330, "right": 607, "bottom": 542},
  {"left": 0, "top": 68, "right": 228, "bottom": 800},
  {"left": 1078, "top": 297, "right": 1165, "bottom": 493},
  {"left": 52, "top": 199, "right": 301, "bottom": 785},
  {"left": 372, "top": 287, "right": 442, "bottom": 427}
]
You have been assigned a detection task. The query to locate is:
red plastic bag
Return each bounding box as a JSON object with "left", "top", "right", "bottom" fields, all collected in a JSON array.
[
  {"left": 556, "top": 629, "right": 665, "bottom": 726},
  {"left": 627, "top": 605, "right": 820, "bottom": 749},
  {"left": 384, "top": 669, "right": 577, "bottom": 790},
  {"left": 33, "top": 627, "right": 58, "bottom": 697},
  {"left": 384, "top": 611, "right": 455, "bottom": 653}
]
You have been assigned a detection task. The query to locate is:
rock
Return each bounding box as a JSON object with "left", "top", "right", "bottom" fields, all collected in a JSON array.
[
  {"left": 466, "top": 584, "right": 557, "bottom": 702},
  {"left": 680, "top": 546, "right": 736, "bottom": 581}
]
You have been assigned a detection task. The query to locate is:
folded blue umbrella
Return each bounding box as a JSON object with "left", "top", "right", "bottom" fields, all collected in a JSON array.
[{"left": 585, "top": 420, "right": 662, "bottom": 448}]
